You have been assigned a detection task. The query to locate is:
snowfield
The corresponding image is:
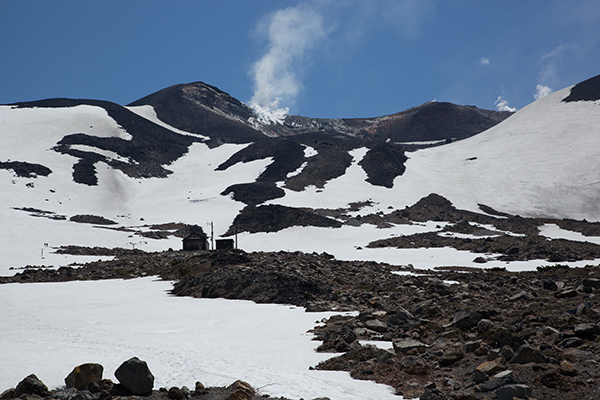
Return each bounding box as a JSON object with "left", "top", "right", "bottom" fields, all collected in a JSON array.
[{"left": 0, "top": 278, "right": 399, "bottom": 400}]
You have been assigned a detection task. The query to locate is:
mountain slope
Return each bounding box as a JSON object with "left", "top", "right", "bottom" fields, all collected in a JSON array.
[{"left": 1, "top": 74, "right": 599, "bottom": 273}]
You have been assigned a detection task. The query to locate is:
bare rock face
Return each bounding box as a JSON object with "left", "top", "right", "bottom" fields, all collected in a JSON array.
[
  {"left": 65, "top": 363, "right": 104, "bottom": 390},
  {"left": 114, "top": 357, "right": 154, "bottom": 395}
]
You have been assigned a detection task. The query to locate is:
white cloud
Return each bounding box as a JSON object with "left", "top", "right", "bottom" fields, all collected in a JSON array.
[
  {"left": 479, "top": 57, "right": 490, "bottom": 66},
  {"left": 249, "top": 4, "right": 328, "bottom": 124},
  {"left": 534, "top": 84, "right": 552, "bottom": 101},
  {"left": 495, "top": 96, "right": 517, "bottom": 112}
]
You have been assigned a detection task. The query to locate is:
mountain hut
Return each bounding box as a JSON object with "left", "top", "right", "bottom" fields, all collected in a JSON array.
[{"left": 182, "top": 231, "right": 209, "bottom": 251}]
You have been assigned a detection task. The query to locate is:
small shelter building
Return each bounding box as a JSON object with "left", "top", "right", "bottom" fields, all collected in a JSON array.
[
  {"left": 215, "top": 238, "right": 235, "bottom": 250},
  {"left": 182, "top": 231, "right": 209, "bottom": 251}
]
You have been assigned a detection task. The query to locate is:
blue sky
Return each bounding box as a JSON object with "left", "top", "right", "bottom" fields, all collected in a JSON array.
[{"left": 1, "top": 0, "right": 599, "bottom": 118}]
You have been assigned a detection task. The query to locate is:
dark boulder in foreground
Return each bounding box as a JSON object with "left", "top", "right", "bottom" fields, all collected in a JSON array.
[{"left": 114, "top": 357, "right": 154, "bottom": 395}]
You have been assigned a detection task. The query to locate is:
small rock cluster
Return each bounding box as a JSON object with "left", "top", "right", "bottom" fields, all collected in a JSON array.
[{"left": 0, "top": 357, "right": 274, "bottom": 400}]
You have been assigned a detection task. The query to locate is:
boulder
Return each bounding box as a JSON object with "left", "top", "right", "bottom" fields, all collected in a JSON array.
[
  {"left": 365, "top": 319, "right": 388, "bottom": 332},
  {"left": 65, "top": 363, "right": 104, "bottom": 390},
  {"left": 392, "top": 339, "right": 427, "bottom": 354},
  {"left": 559, "top": 360, "right": 578, "bottom": 376},
  {"left": 395, "top": 306, "right": 414, "bottom": 320},
  {"left": 555, "top": 289, "right": 578, "bottom": 299},
  {"left": 168, "top": 387, "right": 184, "bottom": 400},
  {"left": 476, "top": 358, "right": 504, "bottom": 376},
  {"left": 582, "top": 277, "right": 600, "bottom": 289},
  {"left": 227, "top": 380, "right": 255, "bottom": 396},
  {"left": 375, "top": 348, "right": 396, "bottom": 363},
  {"left": 473, "top": 369, "right": 488, "bottom": 384},
  {"left": 0, "top": 388, "right": 16, "bottom": 399},
  {"left": 465, "top": 340, "right": 482, "bottom": 353},
  {"left": 509, "top": 345, "right": 547, "bottom": 364},
  {"left": 574, "top": 322, "right": 600, "bottom": 337},
  {"left": 448, "top": 310, "right": 483, "bottom": 330},
  {"left": 542, "top": 279, "right": 558, "bottom": 291},
  {"left": 420, "top": 387, "right": 450, "bottom": 400},
  {"left": 14, "top": 374, "right": 51, "bottom": 398},
  {"left": 476, "top": 319, "right": 495, "bottom": 333},
  {"left": 439, "top": 346, "right": 465, "bottom": 367},
  {"left": 495, "top": 384, "right": 531, "bottom": 400},
  {"left": 114, "top": 357, "right": 154, "bottom": 395}
]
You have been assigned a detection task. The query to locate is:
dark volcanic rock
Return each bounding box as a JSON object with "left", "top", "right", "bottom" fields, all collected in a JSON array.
[
  {"left": 225, "top": 204, "right": 342, "bottom": 234},
  {"left": 217, "top": 139, "right": 306, "bottom": 182},
  {"left": 114, "top": 357, "right": 154, "bottom": 395},
  {"left": 0, "top": 161, "right": 52, "bottom": 177},
  {"left": 70, "top": 214, "right": 118, "bottom": 225},
  {"left": 562, "top": 74, "right": 600, "bottom": 102},
  {"left": 358, "top": 142, "right": 407, "bottom": 188},
  {"left": 221, "top": 182, "right": 285, "bottom": 206}
]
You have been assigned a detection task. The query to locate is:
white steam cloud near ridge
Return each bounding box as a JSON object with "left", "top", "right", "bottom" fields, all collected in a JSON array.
[
  {"left": 495, "top": 96, "right": 516, "bottom": 112},
  {"left": 248, "top": 4, "right": 327, "bottom": 125},
  {"left": 534, "top": 84, "right": 552, "bottom": 100}
]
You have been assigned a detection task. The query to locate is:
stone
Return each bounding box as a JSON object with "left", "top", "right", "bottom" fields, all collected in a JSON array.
[
  {"left": 465, "top": 340, "right": 482, "bottom": 353},
  {"left": 509, "top": 291, "right": 529, "bottom": 301},
  {"left": 559, "top": 360, "right": 578, "bottom": 376},
  {"left": 449, "top": 310, "right": 483, "bottom": 330},
  {"left": 476, "top": 358, "right": 504, "bottom": 376},
  {"left": 583, "top": 277, "right": 600, "bottom": 289},
  {"left": 476, "top": 319, "right": 495, "bottom": 333},
  {"left": 574, "top": 322, "right": 600, "bottom": 337},
  {"left": 72, "top": 390, "right": 95, "bottom": 400},
  {"left": 227, "top": 380, "right": 255, "bottom": 397},
  {"left": 168, "top": 387, "right": 184, "bottom": 400},
  {"left": 223, "top": 389, "right": 252, "bottom": 400},
  {"left": 500, "top": 345, "right": 514, "bottom": 361},
  {"left": 14, "top": 374, "right": 51, "bottom": 398},
  {"left": 395, "top": 306, "right": 414, "bottom": 320},
  {"left": 65, "top": 363, "right": 104, "bottom": 390},
  {"left": 365, "top": 319, "right": 388, "bottom": 332},
  {"left": 493, "top": 370, "right": 513, "bottom": 380},
  {"left": 393, "top": 339, "right": 428, "bottom": 354},
  {"left": 556, "top": 289, "right": 578, "bottom": 298},
  {"left": 542, "top": 279, "right": 558, "bottom": 291},
  {"left": 476, "top": 380, "right": 500, "bottom": 392},
  {"left": 495, "top": 384, "right": 531, "bottom": 400},
  {"left": 0, "top": 389, "right": 16, "bottom": 400},
  {"left": 473, "top": 369, "right": 488, "bottom": 384},
  {"left": 509, "top": 345, "right": 547, "bottom": 364},
  {"left": 439, "top": 346, "right": 465, "bottom": 367},
  {"left": 559, "top": 337, "right": 584, "bottom": 348},
  {"left": 420, "top": 387, "right": 450, "bottom": 400},
  {"left": 193, "top": 381, "right": 206, "bottom": 395},
  {"left": 114, "top": 357, "right": 154, "bottom": 395},
  {"left": 375, "top": 348, "right": 396, "bottom": 363}
]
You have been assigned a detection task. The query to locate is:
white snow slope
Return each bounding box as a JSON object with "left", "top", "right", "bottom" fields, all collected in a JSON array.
[
  {"left": 2, "top": 83, "right": 600, "bottom": 398},
  {"left": 2, "top": 85, "right": 600, "bottom": 273}
]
